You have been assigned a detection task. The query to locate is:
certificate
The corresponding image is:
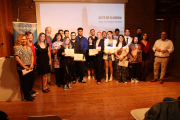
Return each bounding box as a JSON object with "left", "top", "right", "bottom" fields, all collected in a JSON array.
[
  {"left": 114, "top": 47, "right": 121, "bottom": 52},
  {"left": 118, "top": 60, "right": 129, "bottom": 67},
  {"left": 74, "top": 54, "right": 83, "bottom": 61},
  {"left": 22, "top": 69, "right": 33, "bottom": 76},
  {"left": 65, "top": 49, "right": 74, "bottom": 57},
  {"left": 89, "top": 49, "right": 98, "bottom": 56},
  {"left": 104, "top": 47, "right": 114, "bottom": 53}
]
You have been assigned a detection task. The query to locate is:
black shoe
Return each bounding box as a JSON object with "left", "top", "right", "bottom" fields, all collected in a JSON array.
[
  {"left": 143, "top": 77, "right": 146, "bottom": 82},
  {"left": 24, "top": 96, "right": 34, "bottom": 102},
  {"left": 57, "top": 84, "right": 61, "bottom": 87},
  {"left": 42, "top": 89, "right": 50, "bottom": 93}
]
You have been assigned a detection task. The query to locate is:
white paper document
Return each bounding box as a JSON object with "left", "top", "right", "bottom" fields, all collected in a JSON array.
[
  {"left": 104, "top": 47, "right": 115, "bottom": 53},
  {"left": 74, "top": 54, "right": 84, "bottom": 61},
  {"left": 89, "top": 49, "right": 98, "bottom": 56},
  {"left": 65, "top": 49, "right": 74, "bottom": 57},
  {"left": 22, "top": 69, "right": 33, "bottom": 76},
  {"left": 118, "top": 60, "right": 129, "bottom": 67}
]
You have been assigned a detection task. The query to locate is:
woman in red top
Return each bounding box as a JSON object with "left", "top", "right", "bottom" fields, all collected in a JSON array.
[
  {"left": 25, "top": 31, "right": 39, "bottom": 96},
  {"left": 140, "top": 33, "right": 150, "bottom": 81}
]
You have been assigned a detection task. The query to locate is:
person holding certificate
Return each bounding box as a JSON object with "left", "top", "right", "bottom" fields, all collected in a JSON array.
[
  {"left": 103, "top": 31, "right": 117, "bottom": 83},
  {"left": 86, "top": 36, "right": 95, "bottom": 80},
  {"left": 94, "top": 32, "right": 104, "bottom": 85},
  {"left": 128, "top": 36, "right": 142, "bottom": 84},
  {"left": 114, "top": 35, "right": 129, "bottom": 84},
  {"left": 58, "top": 37, "right": 74, "bottom": 91},
  {"left": 14, "top": 34, "right": 35, "bottom": 102},
  {"left": 71, "top": 32, "right": 84, "bottom": 84}
]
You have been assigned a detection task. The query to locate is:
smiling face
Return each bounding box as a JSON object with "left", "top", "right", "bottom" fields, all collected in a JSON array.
[
  {"left": 28, "top": 34, "right": 33, "bottom": 42},
  {"left": 88, "top": 37, "right": 93, "bottom": 44},
  {"left": 102, "top": 32, "right": 107, "bottom": 38},
  {"left": 107, "top": 32, "right": 113, "bottom": 39},
  {"left": 65, "top": 31, "right": 69, "bottom": 38},
  {"left": 66, "top": 38, "right": 70, "bottom": 45},
  {"left": 97, "top": 32, "right": 102, "bottom": 39},
  {"left": 45, "top": 27, "right": 51, "bottom": 37},
  {"left": 161, "top": 32, "right": 167, "bottom": 40},
  {"left": 78, "top": 30, "right": 83, "bottom": 36},
  {"left": 143, "top": 33, "right": 147, "bottom": 40},
  {"left": 90, "top": 29, "right": 95, "bottom": 36},
  {"left": 134, "top": 37, "right": 138, "bottom": 44},
  {"left": 119, "top": 36, "right": 124, "bottom": 42},
  {"left": 71, "top": 33, "right": 76, "bottom": 40},
  {"left": 21, "top": 36, "right": 27, "bottom": 46},
  {"left": 125, "top": 29, "right": 130, "bottom": 36},
  {"left": 56, "top": 34, "right": 61, "bottom": 41},
  {"left": 40, "top": 34, "right": 45, "bottom": 42}
]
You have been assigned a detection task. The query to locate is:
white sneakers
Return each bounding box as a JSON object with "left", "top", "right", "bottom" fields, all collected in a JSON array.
[
  {"left": 64, "top": 85, "right": 67, "bottom": 91},
  {"left": 106, "top": 74, "right": 108, "bottom": 82},
  {"left": 109, "top": 74, "right": 113, "bottom": 81},
  {"left": 88, "top": 76, "right": 95, "bottom": 80},
  {"left": 131, "top": 78, "right": 139, "bottom": 83}
]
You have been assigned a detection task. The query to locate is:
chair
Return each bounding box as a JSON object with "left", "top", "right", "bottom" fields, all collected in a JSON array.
[
  {"left": 130, "top": 108, "right": 150, "bottom": 120},
  {"left": 27, "top": 115, "right": 68, "bottom": 120}
]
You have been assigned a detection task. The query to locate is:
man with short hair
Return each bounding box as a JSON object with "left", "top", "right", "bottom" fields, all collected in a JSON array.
[
  {"left": 90, "top": 29, "right": 97, "bottom": 41},
  {"left": 114, "top": 28, "right": 120, "bottom": 41},
  {"left": 151, "top": 31, "right": 174, "bottom": 84},
  {"left": 71, "top": 32, "right": 84, "bottom": 84},
  {"left": 124, "top": 28, "right": 132, "bottom": 46},
  {"left": 58, "top": 29, "right": 64, "bottom": 39},
  {"left": 64, "top": 30, "right": 69, "bottom": 39},
  {"left": 45, "top": 27, "right": 55, "bottom": 86},
  {"left": 137, "top": 28, "right": 142, "bottom": 41},
  {"left": 75, "top": 27, "right": 88, "bottom": 83},
  {"left": 102, "top": 31, "right": 107, "bottom": 40}
]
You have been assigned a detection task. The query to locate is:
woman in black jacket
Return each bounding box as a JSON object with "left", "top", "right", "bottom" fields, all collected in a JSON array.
[
  {"left": 93, "top": 32, "right": 104, "bottom": 85},
  {"left": 58, "top": 37, "right": 74, "bottom": 91}
]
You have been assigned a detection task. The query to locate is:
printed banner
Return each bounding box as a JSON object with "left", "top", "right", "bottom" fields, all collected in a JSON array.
[{"left": 13, "top": 22, "right": 37, "bottom": 44}]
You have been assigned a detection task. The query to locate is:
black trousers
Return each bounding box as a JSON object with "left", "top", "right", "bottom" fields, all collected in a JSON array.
[
  {"left": 55, "top": 68, "right": 64, "bottom": 85},
  {"left": 94, "top": 55, "right": 103, "bottom": 82},
  {"left": 75, "top": 61, "right": 84, "bottom": 81},
  {"left": 64, "top": 63, "right": 73, "bottom": 85},
  {"left": 17, "top": 70, "right": 34, "bottom": 99},
  {"left": 130, "top": 63, "right": 141, "bottom": 79}
]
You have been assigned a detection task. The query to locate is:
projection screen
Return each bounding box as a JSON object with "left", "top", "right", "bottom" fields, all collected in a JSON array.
[{"left": 35, "top": 2, "right": 125, "bottom": 38}]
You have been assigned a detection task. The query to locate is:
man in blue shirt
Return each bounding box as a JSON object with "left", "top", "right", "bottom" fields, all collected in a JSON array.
[{"left": 75, "top": 27, "right": 88, "bottom": 83}]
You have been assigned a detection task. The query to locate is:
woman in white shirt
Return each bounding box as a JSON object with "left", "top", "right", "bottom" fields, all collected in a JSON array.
[
  {"left": 103, "top": 31, "right": 117, "bottom": 82},
  {"left": 114, "top": 35, "right": 129, "bottom": 83}
]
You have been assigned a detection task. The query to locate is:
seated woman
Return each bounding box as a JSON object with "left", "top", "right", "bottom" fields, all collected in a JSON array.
[{"left": 14, "top": 34, "right": 35, "bottom": 102}]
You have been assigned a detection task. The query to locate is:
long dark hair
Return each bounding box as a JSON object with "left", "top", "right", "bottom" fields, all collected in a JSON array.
[
  {"left": 53, "top": 33, "right": 63, "bottom": 42},
  {"left": 141, "top": 33, "right": 149, "bottom": 41},
  {"left": 116, "top": 35, "right": 127, "bottom": 47},
  {"left": 131, "top": 36, "right": 139, "bottom": 44},
  {"left": 88, "top": 36, "right": 94, "bottom": 45}
]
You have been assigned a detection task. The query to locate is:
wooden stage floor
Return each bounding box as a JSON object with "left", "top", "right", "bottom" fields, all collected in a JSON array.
[{"left": 1, "top": 68, "right": 180, "bottom": 120}]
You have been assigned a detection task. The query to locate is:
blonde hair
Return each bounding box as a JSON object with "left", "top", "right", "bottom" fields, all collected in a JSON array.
[
  {"left": 15, "top": 34, "right": 29, "bottom": 46},
  {"left": 62, "top": 37, "right": 72, "bottom": 49},
  {"left": 37, "top": 32, "right": 47, "bottom": 47}
]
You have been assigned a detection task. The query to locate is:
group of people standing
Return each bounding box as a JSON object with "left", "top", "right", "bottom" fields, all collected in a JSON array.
[{"left": 14, "top": 27, "right": 174, "bottom": 102}]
